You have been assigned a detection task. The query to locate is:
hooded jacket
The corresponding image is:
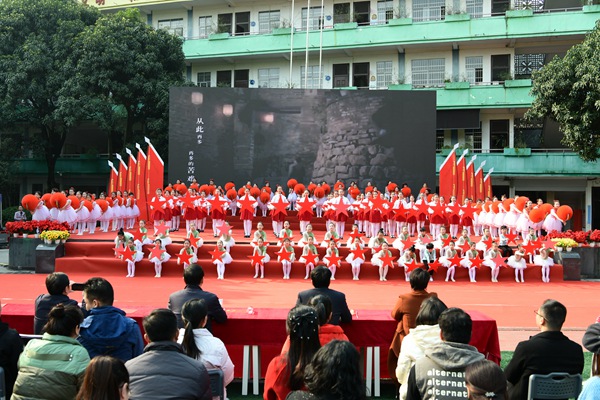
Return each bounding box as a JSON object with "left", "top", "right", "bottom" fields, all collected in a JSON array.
[{"left": 78, "top": 305, "right": 144, "bottom": 361}]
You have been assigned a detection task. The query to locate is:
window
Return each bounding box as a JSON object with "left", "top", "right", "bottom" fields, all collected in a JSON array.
[
  {"left": 217, "top": 70, "right": 232, "bottom": 87},
  {"left": 377, "top": 0, "right": 394, "bottom": 23},
  {"left": 197, "top": 72, "right": 211, "bottom": 87},
  {"left": 514, "top": 54, "right": 545, "bottom": 79},
  {"left": 514, "top": 118, "right": 543, "bottom": 148},
  {"left": 301, "top": 6, "right": 324, "bottom": 30},
  {"left": 217, "top": 14, "right": 232, "bottom": 34},
  {"left": 353, "top": 62, "right": 370, "bottom": 88},
  {"left": 465, "top": 56, "right": 483, "bottom": 84},
  {"left": 435, "top": 130, "right": 445, "bottom": 150},
  {"left": 234, "top": 12, "right": 250, "bottom": 35},
  {"left": 333, "top": 64, "right": 350, "bottom": 88},
  {"left": 234, "top": 69, "right": 249, "bottom": 88},
  {"left": 258, "top": 68, "right": 280, "bottom": 88},
  {"left": 258, "top": 10, "right": 280, "bottom": 34},
  {"left": 490, "top": 119, "right": 509, "bottom": 150},
  {"left": 198, "top": 16, "right": 212, "bottom": 38},
  {"left": 333, "top": 3, "right": 350, "bottom": 24},
  {"left": 491, "top": 0, "right": 510, "bottom": 15},
  {"left": 411, "top": 58, "right": 445, "bottom": 86},
  {"left": 301, "top": 66, "right": 321, "bottom": 89},
  {"left": 491, "top": 54, "right": 511, "bottom": 81},
  {"left": 413, "top": 0, "right": 445, "bottom": 21},
  {"left": 466, "top": 0, "right": 483, "bottom": 18},
  {"left": 353, "top": 2, "right": 370, "bottom": 25},
  {"left": 465, "top": 124, "right": 482, "bottom": 150},
  {"left": 158, "top": 18, "right": 184, "bottom": 36},
  {"left": 376, "top": 61, "right": 393, "bottom": 88},
  {"left": 217, "top": 12, "right": 250, "bottom": 35}
]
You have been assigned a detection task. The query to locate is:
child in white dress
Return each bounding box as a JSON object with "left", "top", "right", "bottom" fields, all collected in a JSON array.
[
  {"left": 459, "top": 242, "right": 480, "bottom": 283},
  {"left": 278, "top": 237, "right": 296, "bottom": 280},
  {"left": 148, "top": 238, "right": 171, "bottom": 278},
  {"left": 213, "top": 240, "right": 233, "bottom": 280},
  {"left": 534, "top": 247, "right": 554, "bottom": 283},
  {"left": 507, "top": 251, "right": 527, "bottom": 283},
  {"left": 439, "top": 241, "right": 459, "bottom": 282},
  {"left": 346, "top": 237, "right": 365, "bottom": 280}
]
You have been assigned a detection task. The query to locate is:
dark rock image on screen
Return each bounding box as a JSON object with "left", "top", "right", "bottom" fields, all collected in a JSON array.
[{"left": 169, "top": 88, "right": 436, "bottom": 190}]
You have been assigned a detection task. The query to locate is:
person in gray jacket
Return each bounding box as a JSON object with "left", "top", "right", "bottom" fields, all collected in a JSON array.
[
  {"left": 406, "top": 308, "right": 484, "bottom": 400},
  {"left": 125, "top": 308, "right": 211, "bottom": 400}
]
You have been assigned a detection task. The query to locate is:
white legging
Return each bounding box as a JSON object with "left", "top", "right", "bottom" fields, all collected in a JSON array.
[{"left": 281, "top": 260, "right": 292, "bottom": 279}]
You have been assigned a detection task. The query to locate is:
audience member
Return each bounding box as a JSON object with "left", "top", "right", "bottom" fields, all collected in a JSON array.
[
  {"left": 34, "top": 272, "right": 79, "bottom": 334},
  {"left": 504, "top": 299, "right": 584, "bottom": 400},
  {"left": 264, "top": 305, "right": 321, "bottom": 400},
  {"left": 287, "top": 340, "right": 367, "bottom": 400},
  {"left": 465, "top": 360, "right": 507, "bottom": 400},
  {"left": 125, "top": 308, "right": 211, "bottom": 400},
  {"left": 406, "top": 308, "right": 485, "bottom": 400},
  {"left": 396, "top": 297, "right": 448, "bottom": 400},
  {"left": 389, "top": 268, "right": 438, "bottom": 387},
  {"left": 296, "top": 266, "right": 352, "bottom": 326},
  {"left": 78, "top": 277, "right": 144, "bottom": 361},
  {"left": 13, "top": 206, "right": 26, "bottom": 222},
  {"left": 76, "top": 355, "right": 129, "bottom": 400},
  {"left": 577, "top": 320, "right": 600, "bottom": 400},
  {"left": 179, "top": 299, "right": 234, "bottom": 394},
  {"left": 168, "top": 264, "right": 227, "bottom": 330},
  {"left": 12, "top": 304, "right": 90, "bottom": 400},
  {"left": 0, "top": 299, "right": 23, "bottom": 399}
]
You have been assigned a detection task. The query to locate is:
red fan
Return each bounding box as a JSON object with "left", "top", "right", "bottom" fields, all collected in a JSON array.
[
  {"left": 164, "top": 185, "right": 173, "bottom": 192},
  {"left": 68, "top": 195, "right": 80, "bottom": 210},
  {"left": 334, "top": 181, "right": 344, "bottom": 191},
  {"left": 387, "top": 183, "right": 397, "bottom": 193},
  {"left": 199, "top": 184, "right": 210, "bottom": 194},
  {"left": 260, "top": 192, "right": 270, "bottom": 203},
  {"left": 294, "top": 183, "right": 306, "bottom": 195},
  {"left": 176, "top": 184, "right": 188, "bottom": 195},
  {"left": 514, "top": 197, "right": 530, "bottom": 212},
  {"left": 51, "top": 193, "right": 67, "bottom": 209},
  {"left": 401, "top": 187, "right": 411, "bottom": 197},
  {"left": 365, "top": 185, "right": 374, "bottom": 194},
  {"left": 96, "top": 199, "right": 109, "bottom": 212},
  {"left": 41, "top": 193, "right": 52, "bottom": 205},
  {"left": 226, "top": 189, "right": 237, "bottom": 200},
  {"left": 206, "top": 185, "right": 215, "bottom": 195},
  {"left": 540, "top": 203, "right": 553, "bottom": 216},
  {"left": 238, "top": 187, "right": 246, "bottom": 197},
  {"left": 21, "top": 194, "right": 39, "bottom": 213},
  {"left": 556, "top": 205, "right": 573, "bottom": 222},
  {"left": 313, "top": 187, "right": 325, "bottom": 199},
  {"left": 262, "top": 186, "right": 272, "bottom": 194},
  {"left": 250, "top": 187, "right": 261, "bottom": 198},
  {"left": 502, "top": 198, "right": 514, "bottom": 211},
  {"left": 224, "top": 182, "right": 235, "bottom": 191},
  {"left": 528, "top": 208, "right": 545, "bottom": 223},
  {"left": 322, "top": 184, "right": 331, "bottom": 195},
  {"left": 287, "top": 179, "right": 298, "bottom": 189},
  {"left": 307, "top": 183, "right": 317, "bottom": 194},
  {"left": 349, "top": 187, "right": 361, "bottom": 199},
  {"left": 83, "top": 200, "right": 93, "bottom": 212},
  {"left": 491, "top": 201, "right": 500, "bottom": 214}
]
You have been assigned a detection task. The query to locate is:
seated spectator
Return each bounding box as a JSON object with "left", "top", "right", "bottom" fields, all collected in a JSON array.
[
  {"left": 465, "top": 360, "right": 507, "bottom": 400},
  {"left": 178, "top": 299, "right": 234, "bottom": 395},
  {"left": 125, "top": 308, "right": 211, "bottom": 400},
  {"left": 12, "top": 304, "right": 90, "bottom": 400},
  {"left": 389, "top": 268, "right": 437, "bottom": 387},
  {"left": 34, "top": 272, "right": 79, "bottom": 334},
  {"left": 287, "top": 340, "right": 366, "bottom": 400},
  {"left": 76, "top": 355, "right": 129, "bottom": 400},
  {"left": 264, "top": 305, "right": 321, "bottom": 400},
  {"left": 168, "top": 264, "right": 227, "bottom": 330},
  {"left": 281, "top": 294, "right": 349, "bottom": 353},
  {"left": 396, "top": 297, "right": 448, "bottom": 400},
  {"left": 406, "top": 308, "right": 485, "bottom": 400},
  {"left": 504, "top": 299, "right": 584, "bottom": 400},
  {"left": 0, "top": 299, "right": 23, "bottom": 399},
  {"left": 78, "top": 277, "right": 144, "bottom": 361},
  {"left": 577, "top": 320, "right": 600, "bottom": 400}
]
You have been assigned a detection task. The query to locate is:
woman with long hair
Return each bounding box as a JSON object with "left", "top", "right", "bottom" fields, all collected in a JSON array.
[
  {"left": 178, "top": 299, "right": 234, "bottom": 395},
  {"left": 264, "top": 305, "right": 321, "bottom": 400},
  {"left": 465, "top": 360, "right": 507, "bottom": 400},
  {"left": 76, "top": 356, "right": 129, "bottom": 400}
]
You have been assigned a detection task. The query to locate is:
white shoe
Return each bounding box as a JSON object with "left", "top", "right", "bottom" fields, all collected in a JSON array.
[
  {"left": 445, "top": 278, "right": 449, "bottom": 282},
  {"left": 451, "top": 278, "right": 455, "bottom": 282},
  {"left": 253, "top": 274, "right": 258, "bottom": 279},
  {"left": 515, "top": 278, "right": 520, "bottom": 283},
  {"left": 383, "top": 278, "right": 387, "bottom": 281},
  {"left": 260, "top": 275, "right": 264, "bottom": 279},
  {"left": 379, "top": 277, "right": 383, "bottom": 281},
  {"left": 331, "top": 277, "right": 335, "bottom": 280},
  {"left": 304, "top": 276, "right": 309, "bottom": 280}
]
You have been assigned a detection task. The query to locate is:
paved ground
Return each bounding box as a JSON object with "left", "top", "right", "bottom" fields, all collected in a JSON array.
[{"left": 0, "top": 248, "right": 33, "bottom": 274}]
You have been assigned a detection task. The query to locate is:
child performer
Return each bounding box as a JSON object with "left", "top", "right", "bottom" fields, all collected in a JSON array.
[
  {"left": 154, "top": 219, "right": 172, "bottom": 247},
  {"left": 398, "top": 245, "right": 417, "bottom": 282},
  {"left": 148, "top": 238, "right": 171, "bottom": 278},
  {"left": 346, "top": 237, "right": 365, "bottom": 280},
  {"left": 252, "top": 237, "right": 270, "bottom": 279},
  {"left": 322, "top": 222, "right": 340, "bottom": 248},
  {"left": 439, "top": 241, "right": 459, "bottom": 282},
  {"left": 534, "top": 247, "right": 554, "bottom": 283},
  {"left": 238, "top": 187, "right": 257, "bottom": 238},
  {"left": 186, "top": 223, "right": 204, "bottom": 254},
  {"left": 372, "top": 242, "right": 393, "bottom": 282},
  {"left": 421, "top": 243, "right": 437, "bottom": 281},
  {"left": 178, "top": 239, "right": 198, "bottom": 269},
  {"left": 134, "top": 220, "right": 154, "bottom": 251},
  {"left": 297, "top": 224, "right": 318, "bottom": 247},
  {"left": 507, "top": 251, "right": 527, "bottom": 283},
  {"left": 300, "top": 236, "right": 319, "bottom": 280},
  {"left": 123, "top": 238, "right": 143, "bottom": 278},
  {"left": 219, "top": 225, "right": 235, "bottom": 254},
  {"left": 278, "top": 237, "right": 295, "bottom": 280},
  {"left": 324, "top": 240, "right": 341, "bottom": 280},
  {"left": 213, "top": 239, "right": 233, "bottom": 280},
  {"left": 252, "top": 222, "right": 268, "bottom": 247},
  {"left": 277, "top": 220, "right": 294, "bottom": 246},
  {"left": 460, "top": 242, "right": 480, "bottom": 283},
  {"left": 483, "top": 242, "right": 503, "bottom": 283}
]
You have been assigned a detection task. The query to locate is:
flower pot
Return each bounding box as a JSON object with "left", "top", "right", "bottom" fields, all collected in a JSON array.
[
  {"left": 23, "top": 234, "right": 29, "bottom": 238},
  {"left": 592, "top": 242, "right": 598, "bottom": 247},
  {"left": 13, "top": 233, "right": 19, "bottom": 238},
  {"left": 34, "top": 234, "right": 40, "bottom": 239},
  {"left": 556, "top": 246, "right": 563, "bottom": 252},
  {"left": 54, "top": 240, "right": 61, "bottom": 245},
  {"left": 45, "top": 239, "right": 52, "bottom": 245},
  {"left": 61, "top": 239, "right": 67, "bottom": 244},
  {"left": 566, "top": 247, "right": 573, "bottom": 252}
]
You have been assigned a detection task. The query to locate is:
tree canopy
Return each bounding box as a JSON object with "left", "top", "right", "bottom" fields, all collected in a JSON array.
[{"left": 527, "top": 21, "right": 600, "bottom": 161}]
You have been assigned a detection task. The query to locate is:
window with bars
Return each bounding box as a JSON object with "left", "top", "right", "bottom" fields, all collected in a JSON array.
[
  {"left": 376, "top": 61, "right": 393, "bottom": 88},
  {"left": 377, "top": 0, "right": 394, "bottom": 23},
  {"left": 411, "top": 58, "right": 445, "bottom": 86},
  {"left": 413, "top": 0, "right": 445, "bottom": 21},
  {"left": 258, "top": 10, "right": 280, "bottom": 34},
  {"left": 466, "top": 0, "right": 483, "bottom": 17},
  {"left": 258, "top": 68, "right": 280, "bottom": 88},
  {"left": 199, "top": 16, "right": 212, "bottom": 38},
  {"left": 197, "top": 72, "right": 211, "bottom": 87},
  {"left": 301, "top": 66, "right": 321, "bottom": 89},
  {"left": 158, "top": 18, "right": 184, "bottom": 36},
  {"left": 465, "top": 56, "right": 483, "bottom": 83},
  {"left": 514, "top": 54, "right": 545, "bottom": 79},
  {"left": 435, "top": 130, "right": 445, "bottom": 150},
  {"left": 301, "top": 7, "right": 324, "bottom": 30},
  {"left": 513, "top": 0, "right": 545, "bottom": 10},
  {"left": 465, "top": 124, "right": 482, "bottom": 150},
  {"left": 333, "top": 3, "right": 351, "bottom": 24}
]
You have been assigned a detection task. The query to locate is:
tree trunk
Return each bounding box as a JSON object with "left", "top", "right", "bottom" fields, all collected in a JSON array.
[{"left": 42, "top": 125, "right": 67, "bottom": 190}]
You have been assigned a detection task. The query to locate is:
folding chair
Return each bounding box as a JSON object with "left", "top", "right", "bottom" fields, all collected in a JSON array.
[
  {"left": 207, "top": 368, "right": 224, "bottom": 400},
  {"left": 527, "top": 372, "right": 582, "bottom": 400}
]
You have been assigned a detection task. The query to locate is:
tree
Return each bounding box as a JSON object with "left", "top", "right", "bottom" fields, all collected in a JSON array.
[
  {"left": 527, "top": 21, "right": 600, "bottom": 161},
  {"left": 63, "top": 8, "right": 188, "bottom": 157},
  {"left": 0, "top": 0, "right": 100, "bottom": 189}
]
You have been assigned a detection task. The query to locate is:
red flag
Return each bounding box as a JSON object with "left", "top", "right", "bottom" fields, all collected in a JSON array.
[
  {"left": 456, "top": 150, "right": 468, "bottom": 203},
  {"left": 475, "top": 162, "right": 485, "bottom": 201},
  {"left": 145, "top": 137, "right": 164, "bottom": 202},
  {"left": 483, "top": 168, "right": 494, "bottom": 199},
  {"left": 115, "top": 154, "right": 128, "bottom": 193},
  {"left": 126, "top": 148, "right": 137, "bottom": 194},
  {"left": 135, "top": 143, "right": 149, "bottom": 222},
  {"left": 465, "top": 155, "right": 477, "bottom": 201},
  {"left": 108, "top": 161, "right": 118, "bottom": 194},
  {"left": 438, "top": 143, "right": 459, "bottom": 200}
]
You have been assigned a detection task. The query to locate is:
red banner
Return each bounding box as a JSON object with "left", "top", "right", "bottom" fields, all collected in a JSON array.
[
  {"left": 116, "top": 154, "right": 128, "bottom": 193},
  {"left": 439, "top": 144, "right": 459, "bottom": 199},
  {"left": 135, "top": 144, "right": 148, "bottom": 222},
  {"left": 145, "top": 137, "right": 164, "bottom": 221},
  {"left": 126, "top": 150, "right": 137, "bottom": 194},
  {"left": 108, "top": 161, "right": 118, "bottom": 194},
  {"left": 475, "top": 163, "right": 485, "bottom": 201},
  {"left": 456, "top": 150, "right": 468, "bottom": 203},
  {"left": 466, "top": 156, "right": 476, "bottom": 201},
  {"left": 484, "top": 169, "right": 494, "bottom": 199}
]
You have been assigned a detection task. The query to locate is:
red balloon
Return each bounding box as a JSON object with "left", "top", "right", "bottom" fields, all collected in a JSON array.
[
  {"left": 528, "top": 208, "right": 545, "bottom": 223},
  {"left": 287, "top": 179, "right": 298, "bottom": 189},
  {"left": 294, "top": 183, "right": 306, "bottom": 195},
  {"left": 226, "top": 189, "right": 237, "bottom": 200},
  {"left": 51, "top": 193, "right": 67, "bottom": 209},
  {"left": 21, "top": 194, "right": 39, "bottom": 213},
  {"left": 68, "top": 195, "right": 80, "bottom": 210},
  {"left": 557, "top": 205, "right": 573, "bottom": 222}
]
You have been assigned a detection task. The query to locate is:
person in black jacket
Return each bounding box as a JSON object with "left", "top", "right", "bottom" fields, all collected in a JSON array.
[
  {"left": 34, "top": 272, "right": 79, "bottom": 334},
  {"left": 296, "top": 266, "right": 352, "bottom": 325},
  {"left": 168, "top": 264, "right": 227, "bottom": 330},
  {"left": 0, "top": 299, "right": 23, "bottom": 398},
  {"left": 504, "top": 299, "right": 584, "bottom": 400}
]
